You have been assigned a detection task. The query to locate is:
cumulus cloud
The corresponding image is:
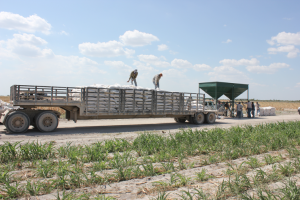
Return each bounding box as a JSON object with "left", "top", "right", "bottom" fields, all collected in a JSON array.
[
  {"left": 119, "top": 30, "right": 159, "bottom": 47},
  {"left": 79, "top": 40, "right": 135, "bottom": 58},
  {"left": 161, "top": 68, "right": 186, "bottom": 78},
  {"left": 268, "top": 45, "right": 300, "bottom": 58},
  {"left": 222, "top": 39, "right": 232, "bottom": 43},
  {"left": 104, "top": 60, "right": 132, "bottom": 72},
  {"left": 267, "top": 32, "right": 300, "bottom": 46},
  {"left": 0, "top": 12, "right": 51, "bottom": 34},
  {"left": 246, "top": 63, "right": 289, "bottom": 74},
  {"left": 158, "top": 44, "right": 168, "bottom": 51},
  {"left": 0, "top": 33, "right": 51, "bottom": 57},
  {"left": 193, "top": 64, "right": 211, "bottom": 71},
  {"left": 208, "top": 66, "right": 250, "bottom": 83},
  {"left": 267, "top": 32, "right": 300, "bottom": 58},
  {"left": 171, "top": 59, "right": 193, "bottom": 68},
  {"left": 138, "top": 54, "right": 170, "bottom": 68},
  {"left": 219, "top": 58, "right": 259, "bottom": 66}
]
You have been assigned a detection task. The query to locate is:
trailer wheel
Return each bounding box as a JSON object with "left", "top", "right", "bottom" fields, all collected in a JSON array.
[
  {"left": 206, "top": 112, "right": 216, "bottom": 124},
  {"left": 5, "top": 111, "right": 30, "bottom": 133},
  {"left": 193, "top": 113, "right": 205, "bottom": 124},
  {"left": 174, "top": 118, "right": 186, "bottom": 123},
  {"left": 35, "top": 111, "right": 58, "bottom": 132}
]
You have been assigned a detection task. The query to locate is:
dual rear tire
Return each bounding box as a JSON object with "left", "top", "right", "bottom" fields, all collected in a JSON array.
[
  {"left": 174, "top": 112, "right": 216, "bottom": 125},
  {"left": 5, "top": 111, "right": 58, "bottom": 133}
]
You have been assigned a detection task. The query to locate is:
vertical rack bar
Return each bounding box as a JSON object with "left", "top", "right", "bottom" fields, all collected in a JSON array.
[
  {"left": 196, "top": 93, "right": 198, "bottom": 111},
  {"left": 66, "top": 87, "right": 69, "bottom": 103},
  {"left": 97, "top": 88, "right": 100, "bottom": 115},
  {"left": 171, "top": 92, "right": 174, "bottom": 114},
  {"left": 142, "top": 90, "right": 145, "bottom": 114},
  {"left": 163, "top": 92, "right": 166, "bottom": 114},
  {"left": 51, "top": 87, "right": 53, "bottom": 101},
  {"left": 16, "top": 85, "right": 19, "bottom": 102},
  {"left": 202, "top": 94, "right": 205, "bottom": 112},
  {"left": 108, "top": 89, "right": 111, "bottom": 114},
  {"left": 34, "top": 86, "right": 37, "bottom": 102},
  {"left": 133, "top": 89, "right": 135, "bottom": 113}
]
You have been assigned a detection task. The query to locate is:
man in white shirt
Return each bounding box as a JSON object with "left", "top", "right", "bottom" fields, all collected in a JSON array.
[{"left": 235, "top": 102, "right": 243, "bottom": 118}]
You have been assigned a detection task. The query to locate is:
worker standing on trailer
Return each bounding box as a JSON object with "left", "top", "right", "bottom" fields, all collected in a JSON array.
[
  {"left": 127, "top": 69, "right": 138, "bottom": 86},
  {"left": 153, "top": 73, "right": 163, "bottom": 89}
]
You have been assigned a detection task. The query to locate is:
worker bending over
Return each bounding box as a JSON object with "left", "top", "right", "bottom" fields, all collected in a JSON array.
[
  {"left": 127, "top": 69, "right": 138, "bottom": 86},
  {"left": 153, "top": 73, "right": 163, "bottom": 89}
]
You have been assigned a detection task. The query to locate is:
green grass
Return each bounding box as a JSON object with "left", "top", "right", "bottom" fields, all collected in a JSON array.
[{"left": 0, "top": 121, "right": 300, "bottom": 198}]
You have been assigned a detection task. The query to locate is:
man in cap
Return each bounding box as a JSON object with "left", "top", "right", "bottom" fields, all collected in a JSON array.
[
  {"left": 127, "top": 69, "right": 138, "bottom": 86},
  {"left": 153, "top": 73, "right": 163, "bottom": 89}
]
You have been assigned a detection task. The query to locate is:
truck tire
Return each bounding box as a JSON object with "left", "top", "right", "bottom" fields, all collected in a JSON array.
[
  {"left": 174, "top": 118, "right": 186, "bottom": 123},
  {"left": 5, "top": 111, "right": 30, "bottom": 133},
  {"left": 206, "top": 112, "right": 216, "bottom": 124},
  {"left": 35, "top": 111, "right": 58, "bottom": 132},
  {"left": 193, "top": 113, "right": 205, "bottom": 124}
]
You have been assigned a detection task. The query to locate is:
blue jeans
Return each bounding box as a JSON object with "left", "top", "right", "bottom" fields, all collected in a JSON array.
[
  {"left": 237, "top": 111, "right": 241, "bottom": 118},
  {"left": 131, "top": 79, "right": 137, "bottom": 86},
  {"left": 153, "top": 81, "right": 159, "bottom": 89},
  {"left": 247, "top": 108, "right": 252, "bottom": 118}
]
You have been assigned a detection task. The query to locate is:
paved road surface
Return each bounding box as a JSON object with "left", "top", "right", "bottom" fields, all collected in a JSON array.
[{"left": 0, "top": 115, "right": 299, "bottom": 146}]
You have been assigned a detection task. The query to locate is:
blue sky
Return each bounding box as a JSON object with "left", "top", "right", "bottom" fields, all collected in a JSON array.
[{"left": 0, "top": 0, "right": 299, "bottom": 100}]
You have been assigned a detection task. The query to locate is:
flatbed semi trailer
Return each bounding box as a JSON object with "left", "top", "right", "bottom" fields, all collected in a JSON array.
[{"left": 0, "top": 85, "right": 218, "bottom": 133}]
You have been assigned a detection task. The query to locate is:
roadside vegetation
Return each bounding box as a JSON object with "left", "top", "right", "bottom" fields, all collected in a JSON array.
[{"left": 0, "top": 121, "right": 300, "bottom": 199}]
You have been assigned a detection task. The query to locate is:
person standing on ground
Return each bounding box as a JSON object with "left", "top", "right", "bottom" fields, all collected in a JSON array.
[
  {"left": 251, "top": 102, "right": 255, "bottom": 118},
  {"left": 235, "top": 102, "right": 242, "bottom": 118},
  {"left": 247, "top": 100, "right": 252, "bottom": 118},
  {"left": 127, "top": 69, "right": 138, "bottom": 86},
  {"left": 255, "top": 102, "right": 260, "bottom": 116},
  {"left": 298, "top": 107, "right": 300, "bottom": 115},
  {"left": 224, "top": 102, "right": 229, "bottom": 116},
  {"left": 153, "top": 73, "right": 163, "bottom": 89}
]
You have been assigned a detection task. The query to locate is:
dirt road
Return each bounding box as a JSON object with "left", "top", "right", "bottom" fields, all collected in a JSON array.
[{"left": 0, "top": 115, "right": 299, "bottom": 146}]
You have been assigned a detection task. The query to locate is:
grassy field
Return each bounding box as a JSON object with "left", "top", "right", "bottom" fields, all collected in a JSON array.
[{"left": 0, "top": 121, "right": 300, "bottom": 199}]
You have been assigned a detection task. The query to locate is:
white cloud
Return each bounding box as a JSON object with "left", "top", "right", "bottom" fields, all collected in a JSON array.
[
  {"left": 104, "top": 60, "right": 132, "bottom": 72},
  {"left": 60, "top": 31, "right": 69, "bottom": 36},
  {"left": 158, "top": 44, "right": 168, "bottom": 51},
  {"left": 138, "top": 54, "right": 170, "bottom": 68},
  {"left": 119, "top": 30, "right": 159, "bottom": 47},
  {"left": 133, "top": 60, "right": 155, "bottom": 72},
  {"left": 193, "top": 64, "right": 211, "bottom": 71},
  {"left": 208, "top": 66, "right": 250, "bottom": 83},
  {"left": 268, "top": 45, "right": 300, "bottom": 58},
  {"left": 267, "top": 32, "right": 300, "bottom": 58},
  {"left": 222, "top": 39, "right": 232, "bottom": 43},
  {"left": 161, "top": 68, "right": 186, "bottom": 78},
  {"left": 0, "top": 12, "right": 51, "bottom": 34},
  {"left": 295, "top": 83, "right": 300, "bottom": 88},
  {"left": 169, "top": 50, "right": 178, "bottom": 55},
  {"left": 171, "top": 59, "right": 193, "bottom": 68},
  {"left": 246, "top": 63, "right": 289, "bottom": 74},
  {"left": 268, "top": 32, "right": 300, "bottom": 46},
  {"left": 219, "top": 58, "right": 259, "bottom": 66},
  {"left": 79, "top": 40, "right": 135, "bottom": 58},
  {"left": 0, "top": 33, "right": 50, "bottom": 57}
]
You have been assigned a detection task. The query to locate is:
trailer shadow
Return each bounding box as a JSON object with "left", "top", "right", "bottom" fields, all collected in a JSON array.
[{"left": 1, "top": 121, "right": 226, "bottom": 137}]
